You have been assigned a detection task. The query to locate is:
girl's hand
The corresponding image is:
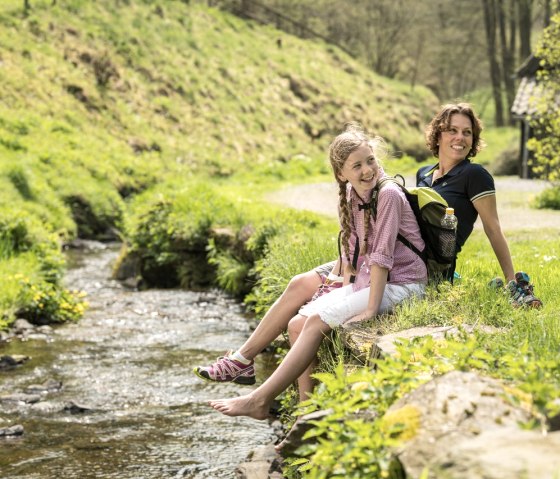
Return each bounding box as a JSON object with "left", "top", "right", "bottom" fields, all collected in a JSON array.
[{"left": 344, "top": 309, "right": 375, "bottom": 326}]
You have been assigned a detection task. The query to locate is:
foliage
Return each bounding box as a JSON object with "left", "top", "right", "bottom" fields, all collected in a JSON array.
[
  {"left": 283, "top": 331, "right": 560, "bottom": 478},
  {"left": 532, "top": 185, "right": 560, "bottom": 210},
  {"left": 15, "top": 275, "right": 88, "bottom": 325},
  {"left": 246, "top": 231, "right": 338, "bottom": 315},
  {"left": 528, "top": 13, "right": 560, "bottom": 183},
  {"left": 0, "top": 0, "right": 444, "bottom": 323},
  {"left": 124, "top": 178, "right": 338, "bottom": 294},
  {"left": 229, "top": 0, "right": 549, "bottom": 120}
]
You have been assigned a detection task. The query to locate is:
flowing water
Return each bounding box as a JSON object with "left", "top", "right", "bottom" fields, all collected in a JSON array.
[{"left": 0, "top": 244, "right": 277, "bottom": 478}]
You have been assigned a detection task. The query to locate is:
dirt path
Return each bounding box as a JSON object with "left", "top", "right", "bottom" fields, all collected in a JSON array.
[{"left": 267, "top": 176, "right": 560, "bottom": 232}]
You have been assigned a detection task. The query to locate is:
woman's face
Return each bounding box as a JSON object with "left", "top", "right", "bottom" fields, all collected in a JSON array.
[
  {"left": 438, "top": 113, "right": 473, "bottom": 163},
  {"left": 338, "top": 142, "right": 379, "bottom": 198}
]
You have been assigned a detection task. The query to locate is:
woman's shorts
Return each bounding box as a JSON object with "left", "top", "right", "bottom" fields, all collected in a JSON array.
[{"left": 299, "top": 282, "right": 425, "bottom": 329}]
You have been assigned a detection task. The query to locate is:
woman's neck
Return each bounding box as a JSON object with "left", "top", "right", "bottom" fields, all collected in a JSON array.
[{"left": 434, "top": 158, "right": 463, "bottom": 179}]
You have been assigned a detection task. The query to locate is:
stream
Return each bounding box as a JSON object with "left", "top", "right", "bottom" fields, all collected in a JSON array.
[{"left": 0, "top": 243, "right": 278, "bottom": 478}]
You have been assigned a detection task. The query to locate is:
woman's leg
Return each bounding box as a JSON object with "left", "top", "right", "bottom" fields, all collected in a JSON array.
[
  {"left": 209, "top": 314, "right": 331, "bottom": 419},
  {"left": 288, "top": 314, "right": 317, "bottom": 402}
]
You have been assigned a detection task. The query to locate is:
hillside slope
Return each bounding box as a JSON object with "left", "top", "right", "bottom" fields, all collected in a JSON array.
[
  {"left": 1, "top": 0, "right": 438, "bottom": 188},
  {"left": 0, "top": 0, "right": 439, "bottom": 324}
]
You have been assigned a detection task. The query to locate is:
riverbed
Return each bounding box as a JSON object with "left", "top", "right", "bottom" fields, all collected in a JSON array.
[{"left": 0, "top": 243, "right": 277, "bottom": 478}]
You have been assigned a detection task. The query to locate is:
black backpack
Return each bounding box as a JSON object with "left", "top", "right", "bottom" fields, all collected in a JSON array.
[{"left": 370, "top": 175, "right": 457, "bottom": 283}]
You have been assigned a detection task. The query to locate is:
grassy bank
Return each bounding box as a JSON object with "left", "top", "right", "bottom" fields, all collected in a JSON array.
[
  {"left": 1, "top": 1, "right": 558, "bottom": 476},
  {"left": 0, "top": 0, "right": 438, "bottom": 328}
]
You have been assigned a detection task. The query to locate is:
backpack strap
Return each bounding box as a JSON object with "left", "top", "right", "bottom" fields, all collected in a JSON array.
[
  {"left": 370, "top": 175, "right": 405, "bottom": 221},
  {"left": 371, "top": 175, "right": 427, "bottom": 264},
  {"left": 336, "top": 232, "right": 360, "bottom": 282}
]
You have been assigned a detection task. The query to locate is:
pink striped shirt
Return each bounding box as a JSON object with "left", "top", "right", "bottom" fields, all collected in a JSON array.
[{"left": 341, "top": 179, "right": 427, "bottom": 289}]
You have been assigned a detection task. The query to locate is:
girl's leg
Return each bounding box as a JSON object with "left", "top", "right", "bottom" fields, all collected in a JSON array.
[
  {"left": 209, "top": 314, "right": 331, "bottom": 419},
  {"left": 288, "top": 314, "right": 317, "bottom": 402},
  {"left": 237, "top": 270, "right": 322, "bottom": 360}
]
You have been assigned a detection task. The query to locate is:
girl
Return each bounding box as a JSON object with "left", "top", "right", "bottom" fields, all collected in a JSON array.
[{"left": 207, "top": 123, "right": 427, "bottom": 420}]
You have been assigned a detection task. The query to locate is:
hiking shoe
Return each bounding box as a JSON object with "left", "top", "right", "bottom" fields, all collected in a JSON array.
[
  {"left": 506, "top": 272, "right": 543, "bottom": 309},
  {"left": 488, "top": 277, "right": 505, "bottom": 290},
  {"left": 193, "top": 354, "right": 256, "bottom": 385}
]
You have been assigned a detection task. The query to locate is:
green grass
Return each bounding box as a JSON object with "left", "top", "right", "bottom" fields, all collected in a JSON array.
[
  {"left": 0, "top": 0, "right": 441, "bottom": 326},
  {"left": 267, "top": 228, "right": 559, "bottom": 478}
]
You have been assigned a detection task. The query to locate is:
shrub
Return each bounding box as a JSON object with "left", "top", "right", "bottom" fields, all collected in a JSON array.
[
  {"left": 532, "top": 186, "right": 560, "bottom": 210},
  {"left": 15, "top": 275, "right": 88, "bottom": 325}
]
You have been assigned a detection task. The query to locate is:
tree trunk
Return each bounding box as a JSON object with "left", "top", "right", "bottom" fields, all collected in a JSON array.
[
  {"left": 498, "top": 0, "right": 516, "bottom": 125},
  {"left": 518, "top": 0, "right": 532, "bottom": 60},
  {"left": 482, "top": 0, "right": 505, "bottom": 126}
]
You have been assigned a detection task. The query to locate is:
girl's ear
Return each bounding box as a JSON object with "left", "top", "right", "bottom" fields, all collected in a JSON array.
[{"left": 337, "top": 172, "right": 347, "bottom": 183}]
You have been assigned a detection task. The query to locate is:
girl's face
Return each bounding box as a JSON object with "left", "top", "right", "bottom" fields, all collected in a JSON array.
[
  {"left": 438, "top": 113, "right": 473, "bottom": 163},
  {"left": 338, "top": 142, "right": 379, "bottom": 198}
]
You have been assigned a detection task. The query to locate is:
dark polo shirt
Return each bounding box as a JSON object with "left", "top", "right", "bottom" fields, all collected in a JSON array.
[{"left": 416, "top": 159, "right": 495, "bottom": 253}]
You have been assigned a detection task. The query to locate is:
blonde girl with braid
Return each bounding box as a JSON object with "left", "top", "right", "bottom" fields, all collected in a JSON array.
[{"left": 208, "top": 124, "right": 427, "bottom": 432}]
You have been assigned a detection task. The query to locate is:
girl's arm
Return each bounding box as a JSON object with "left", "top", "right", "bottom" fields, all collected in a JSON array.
[
  {"left": 473, "top": 195, "right": 515, "bottom": 281},
  {"left": 345, "top": 264, "right": 388, "bottom": 324}
]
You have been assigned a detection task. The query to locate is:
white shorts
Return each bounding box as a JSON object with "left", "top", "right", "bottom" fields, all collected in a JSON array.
[{"left": 299, "top": 282, "right": 425, "bottom": 329}]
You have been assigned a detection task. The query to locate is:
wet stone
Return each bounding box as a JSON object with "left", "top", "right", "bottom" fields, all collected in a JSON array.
[
  {"left": 0, "top": 424, "right": 24, "bottom": 437},
  {"left": 25, "top": 379, "right": 63, "bottom": 394},
  {"left": 0, "top": 393, "right": 41, "bottom": 404},
  {"left": 30, "top": 400, "right": 67, "bottom": 414},
  {"left": 0, "top": 355, "right": 30, "bottom": 370},
  {"left": 63, "top": 401, "right": 95, "bottom": 414}
]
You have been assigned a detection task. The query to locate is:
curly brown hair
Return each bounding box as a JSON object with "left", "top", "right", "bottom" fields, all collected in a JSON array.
[
  {"left": 329, "top": 122, "right": 385, "bottom": 272},
  {"left": 425, "top": 103, "right": 485, "bottom": 159}
]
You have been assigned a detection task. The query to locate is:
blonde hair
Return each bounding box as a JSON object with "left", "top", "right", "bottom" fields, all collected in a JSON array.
[{"left": 328, "top": 122, "right": 385, "bottom": 272}]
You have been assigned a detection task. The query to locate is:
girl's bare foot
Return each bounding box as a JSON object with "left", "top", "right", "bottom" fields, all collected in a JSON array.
[{"left": 209, "top": 393, "right": 270, "bottom": 420}]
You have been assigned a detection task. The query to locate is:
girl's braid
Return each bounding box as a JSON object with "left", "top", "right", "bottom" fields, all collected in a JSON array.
[{"left": 338, "top": 182, "right": 353, "bottom": 269}]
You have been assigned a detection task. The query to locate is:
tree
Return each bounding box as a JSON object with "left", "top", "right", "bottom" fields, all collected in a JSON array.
[
  {"left": 527, "top": 12, "right": 560, "bottom": 182},
  {"left": 482, "top": 0, "right": 505, "bottom": 126}
]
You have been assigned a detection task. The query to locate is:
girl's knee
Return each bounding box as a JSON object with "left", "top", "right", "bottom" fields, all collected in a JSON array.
[
  {"left": 288, "top": 314, "right": 306, "bottom": 335},
  {"left": 301, "top": 314, "right": 330, "bottom": 334}
]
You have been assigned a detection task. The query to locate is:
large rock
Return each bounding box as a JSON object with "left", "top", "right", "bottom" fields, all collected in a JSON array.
[
  {"left": 385, "top": 370, "right": 535, "bottom": 478},
  {"left": 340, "top": 323, "right": 501, "bottom": 364},
  {"left": 432, "top": 428, "right": 560, "bottom": 479}
]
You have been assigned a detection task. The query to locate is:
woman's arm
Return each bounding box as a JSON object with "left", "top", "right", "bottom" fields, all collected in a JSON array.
[{"left": 473, "top": 195, "right": 515, "bottom": 281}]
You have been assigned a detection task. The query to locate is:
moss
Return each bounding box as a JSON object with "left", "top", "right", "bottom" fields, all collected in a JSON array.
[{"left": 381, "top": 404, "right": 421, "bottom": 442}]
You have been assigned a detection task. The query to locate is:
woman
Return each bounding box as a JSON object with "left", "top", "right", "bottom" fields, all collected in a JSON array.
[
  {"left": 417, "top": 102, "right": 542, "bottom": 307},
  {"left": 206, "top": 124, "right": 427, "bottom": 419}
]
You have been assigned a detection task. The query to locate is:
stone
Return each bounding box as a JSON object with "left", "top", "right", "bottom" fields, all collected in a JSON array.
[
  {"left": 235, "top": 444, "right": 282, "bottom": 479},
  {"left": 0, "top": 355, "right": 30, "bottom": 370},
  {"left": 338, "top": 321, "right": 380, "bottom": 364},
  {"left": 62, "top": 239, "right": 108, "bottom": 250},
  {"left": 276, "top": 409, "right": 333, "bottom": 457},
  {"left": 340, "top": 323, "right": 501, "bottom": 365},
  {"left": 370, "top": 325, "right": 501, "bottom": 360},
  {"left": 63, "top": 401, "right": 93, "bottom": 414},
  {"left": 25, "top": 379, "right": 62, "bottom": 394},
  {"left": 13, "top": 319, "right": 35, "bottom": 333},
  {"left": 385, "top": 370, "right": 535, "bottom": 478},
  {"left": 0, "top": 424, "right": 24, "bottom": 437},
  {"left": 432, "top": 429, "right": 560, "bottom": 479},
  {"left": 0, "top": 393, "right": 41, "bottom": 404}
]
